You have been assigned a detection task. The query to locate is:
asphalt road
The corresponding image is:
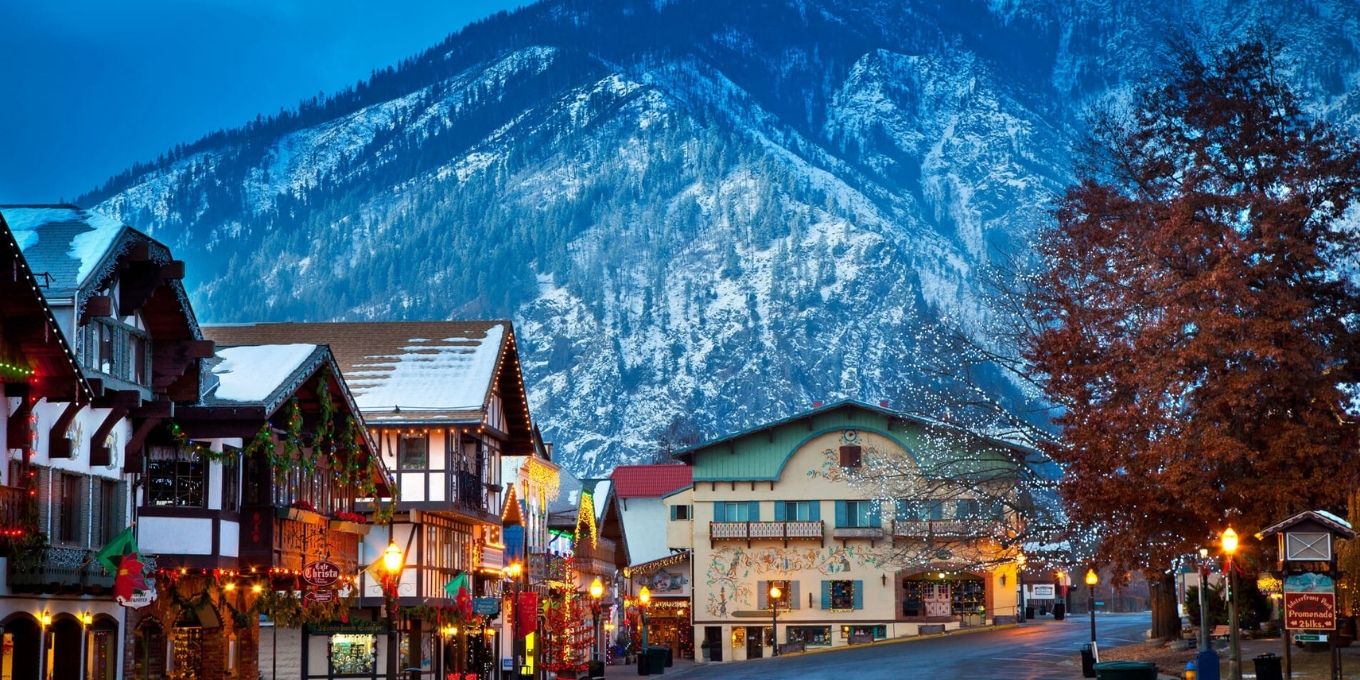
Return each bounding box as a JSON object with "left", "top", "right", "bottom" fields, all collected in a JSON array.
[{"left": 677, "top": 612, "right": 1153, "bottom": 680}]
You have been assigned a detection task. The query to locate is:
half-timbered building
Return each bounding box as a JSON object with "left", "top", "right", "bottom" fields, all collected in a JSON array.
[{"left": 203, "top": 321, "right": 537, "bottom": 680}]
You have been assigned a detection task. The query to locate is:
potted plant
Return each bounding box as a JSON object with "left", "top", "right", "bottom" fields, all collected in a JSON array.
[{"left": 699, "top": 638, "right": 712, "bottom": 662}]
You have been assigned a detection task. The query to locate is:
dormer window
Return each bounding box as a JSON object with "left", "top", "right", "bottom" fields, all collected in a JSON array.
[{"left": 84, "top": 313, "right": 152, "bottom": 387}]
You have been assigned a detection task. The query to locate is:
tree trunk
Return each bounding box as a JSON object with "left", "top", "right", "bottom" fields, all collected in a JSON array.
[{"left": 1148, "top": 570, "right": 1182, "bottom": 640}]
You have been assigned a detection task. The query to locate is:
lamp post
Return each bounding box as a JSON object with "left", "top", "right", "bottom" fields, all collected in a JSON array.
[
  {"left": 1017, "top": 552, "right": 1027, "bottom": 624},
  {"left": 1197, "top": 548, "right": 1211, "bottom": 653},
  {"left": 38, "top": 610, "right": 51, "bottom": 680},
  {"left": 638, "top": 586, "right": 651, "bottom": 653},
  {"left": 382, "top": 539, "right": 405, "bottom": 680},
  {"left": 1085, "top": 568, "right": 1099, "bottom": 644},
  {"left": 79, "top": 610, "right": 93, "bottom": 680},
  {"left": 1222, "top": 527, "right": 1241, "bottom": 680},
  {"left": 589, "top": 577, "right": 604, "bottom": 663},
  {"left": 768, "top": 584, "right": 782, "bottom": 657},
  {"left": 504, "top": 561, "right": 527, "bottom": 680}
]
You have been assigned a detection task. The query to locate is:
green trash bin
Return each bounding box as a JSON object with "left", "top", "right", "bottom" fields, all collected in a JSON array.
[
  {"left": 648, "top": 647, "right": 666, "bottom": 675},
  {"left": 1093, "top": 660, "right": 1158, "bottom": 680}
]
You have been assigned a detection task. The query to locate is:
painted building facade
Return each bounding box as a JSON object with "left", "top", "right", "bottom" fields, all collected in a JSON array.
[{"left": 674, "top": 400, "right": 1027, "bottom": 662}]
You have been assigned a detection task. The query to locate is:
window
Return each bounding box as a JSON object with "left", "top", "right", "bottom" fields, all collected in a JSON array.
[
  {"left": 243, "top": 452, "right": 269, "bottom": 506},
  {"left": 98, "top": 323, "right": 114, "bottom": 375},
  {"left": 841, "top": 625, "right": 886, "bottom": 641},
  {"left": 398, "top": 434, "right": 428, "bottom": 470},
  {"left": 823, "top": 580, "right": 861, "bottom": 610},
  {"left": 787, "top": 626, "right": 831, "bottom": 647},
  {"left": 838, "top": 445, "right": 861, "bottom": 468},
  {"left": 59, "top": 474, "right": 83, "bottom": 543},
  {"left": 775, "top": 501, "right": 820, "bottom": 522},
  {"left": 713, "top": 501, "right": 759, "bottom": 522},
  {"left": 99, "top": 479, "right": 119, "bottom": 546},
  {"left": 956, "top": 499, "right": 981, "bottom": 519},
  {"left": 836, "top": 500, "right": 880, "bottom": 528},
  {"left": 895, "top": 499, "right": 944, "bottom": 521},
  {"left": 220, "top": 446, "right": 240, "bottom": 513},
  {"left": 146, "top": 446, "right": 207, "bottom": 507},
  {"left": 670, "top": 505, "right": 692, "bottom": 521}
]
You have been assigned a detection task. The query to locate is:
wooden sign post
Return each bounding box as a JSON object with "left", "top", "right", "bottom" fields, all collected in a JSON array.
[{"left": 1257, "top": 510, "right": 1355, "bottom": 680}]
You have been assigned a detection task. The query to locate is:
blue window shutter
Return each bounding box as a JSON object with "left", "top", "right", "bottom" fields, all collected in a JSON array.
[
  {"left": 714, "top": 502, "right": 726, "bottom": 522},
  {"left": 835, "top": 501, "right": 847, "bottom": 528},
  {"left": 670, "top": 505, "right": 678, "bottom": 520},
  {"left": 790, "top": 580, "right": 801, "bottom": 609},
  {"left": 757, "top": 581, "right": 768, "bottom": 610},
  {"left": 820, "top": 581, "right": 832, "bottom": 610},
  {"left": 853, "top": 581, "right": 864, "bottom": 610},
  {"left": 774, "top": 502, "right": 786, "bottom": 522},
  {"left": 748, "top": 501, "right": 760, "bottom": 521},
  {"left": 870, "top": 503, "right": 881, "bottom": 528},
  {"left": 809, "top": 502, "right": 821, "bottom": 522}
]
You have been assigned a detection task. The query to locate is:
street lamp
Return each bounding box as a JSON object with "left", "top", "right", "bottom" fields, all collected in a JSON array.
[
  {"left": 80, "top": 610, "right": 93, "bottom": 680},
  {"left": 1222, "top": 527, "right": 1242, "bottom": 680},
  {"left": 1085, "top": 568, "right": 1099, "bottom": 644},
  {"left": 1017, "top": 552, "right": 1027, "bottom": 624},
  {"left": 590, "top": 577, "right": 604, "bottom": 664},
  {"left": 504, "top": 561, "right": 527, "bottom": 679},
  {"left": 769, "top": 584, "right": 782, "bottom": 657},
  {"left": 1197, "top": 548, "right": 1211, "bottom": 653},
  {"left": 382, "top": 539, "right": 405, "bottom": 680},
  {"left": 38, "top": 610, "right": 51, "bottom": 680},
  {"left": 639, "top": 586, "right": 651, "bottom": 654}
]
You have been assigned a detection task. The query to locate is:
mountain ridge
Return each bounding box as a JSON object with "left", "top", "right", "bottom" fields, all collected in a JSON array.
[{"left": 78, "top": 0, "right": 1360, "bottom": 475}]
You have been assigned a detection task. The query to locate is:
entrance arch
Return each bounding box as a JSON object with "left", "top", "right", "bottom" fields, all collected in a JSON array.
[
  {"left": 50, "top": 614, "right": 82, "bottom": 680},
  {"left": 1, "top": 613, "right": 41, "bottom": 680}
]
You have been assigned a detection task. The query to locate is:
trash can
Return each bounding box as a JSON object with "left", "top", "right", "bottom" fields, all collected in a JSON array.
[
  {"left": 405, "top": 668, "right": 422, "bottom": 680},
  {"left": 648, "top": 647, "right": 666, "bottom": 675},
  {"left": 1092, "top": 661, "right": 1158, "bottom": 680},
  {"left": 588, "top": 659, "right": 605, "bottom": 680},
  {"left": 1026, "top": 605, "right": 1035, "bottom": 620},
  {"left": 1054, "top": 602, "right": 1066, "bottom": 620},
  {"left": 638, "top": 651, "right": 650, "bottom": 676},
  {"left": 662, "top": 646, "right": 673, "bottom": 668},
  {"left": 1080, "top": 644, "right": 1097, "bottom": 678},
  {"left": 1252, "top": 653, "right": 1283, "bottom": 680}
]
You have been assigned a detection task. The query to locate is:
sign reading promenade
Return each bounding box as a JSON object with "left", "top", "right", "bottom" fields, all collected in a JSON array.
[{"left": 1284, "top": 573, "right": 1336, "bottom": 630}]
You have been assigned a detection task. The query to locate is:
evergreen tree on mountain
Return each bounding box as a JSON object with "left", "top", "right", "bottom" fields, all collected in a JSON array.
[{"left": 1025, "top": 40, "right": 1360, "bottom": 637}]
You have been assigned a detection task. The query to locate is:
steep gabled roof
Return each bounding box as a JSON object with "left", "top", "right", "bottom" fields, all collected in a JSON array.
[
  {"left": 204, "top": 320, "right": 535, "bottom": 453},
  {"left": 610, "top": 464, "right": 692, "bottom": 498},
  {"left": 0, "top": 218, "right": 91, "bottom": 401}
]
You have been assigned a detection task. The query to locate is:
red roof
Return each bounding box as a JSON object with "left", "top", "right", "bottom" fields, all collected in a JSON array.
[{"left": 610, "top": 465, "right": 692, "bottom": 499}]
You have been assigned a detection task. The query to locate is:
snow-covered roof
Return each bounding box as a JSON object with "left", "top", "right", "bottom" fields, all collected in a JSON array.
[
  {"left": 210, "top": 344, "right": 321, "bottom": 404},
  {"left": 0, "top": 205, "right": 131, "bottom": 293},
  {"left": 203, "top": 321, "right": 517, "bottom": 425},
  {"left": 347, "top": 324, "right": 503, "bottom": 412}
]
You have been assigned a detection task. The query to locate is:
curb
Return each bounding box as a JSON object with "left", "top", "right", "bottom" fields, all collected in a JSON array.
[{"left": 765, "top": 622, "right": 1023, "bottom": 660}]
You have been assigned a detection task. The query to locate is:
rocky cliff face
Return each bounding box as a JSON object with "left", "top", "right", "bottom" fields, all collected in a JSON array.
[{"left": 82, "top": 0, "right": 1360, "bottom": 474}]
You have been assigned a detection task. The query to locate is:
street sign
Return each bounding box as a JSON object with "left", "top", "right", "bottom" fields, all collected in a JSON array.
[
  {"left": 1284, "top": 573, "right": 1337, "bottom": 630},
  {"left": 1031, "top": 584, "right": 1056, "bottom": 599},
  {"left": 474, "top": 597, "right": 501, "bottom": 617},
  {"left": 1094, "top": 601, "right": 1105, "bottom": 606},
  {"left": 303, "top": 560, "right": 342, "bottom": 587},
  {"left": 303, "top": 590, "right": 334, "bottom": 605},
  {"left": 1294, "top": 633, "right": 1328, "bottom": 642}
]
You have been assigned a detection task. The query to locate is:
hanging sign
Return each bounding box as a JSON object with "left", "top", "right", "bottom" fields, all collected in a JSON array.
[
  {"left": 473, "top": 597, "right": 501, "bottom": 617},
  {"left": 1284, "top": 573, "right": 1336, "bottom": 630},
  {"left": 303, "top": 560, "right": 342, "bottom": 587},
  {"left": 304, "top": 590, "right": 335, "bottom": 605}
]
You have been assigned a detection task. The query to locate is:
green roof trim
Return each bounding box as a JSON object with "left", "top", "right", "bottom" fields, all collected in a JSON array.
[{"left": 678, "top": 399, "right": 1033, "bottom": 483}]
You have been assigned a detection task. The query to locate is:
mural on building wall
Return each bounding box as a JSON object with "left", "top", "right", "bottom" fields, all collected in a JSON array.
[
  {"left": 641, "top": 568, "right": 689, "bottom": 595},
  {"left": 704, "top": 543, "right": 893, "bottom": 616},
  {"left": 805, "top": 430, "right": 909, "bottom": 483}
]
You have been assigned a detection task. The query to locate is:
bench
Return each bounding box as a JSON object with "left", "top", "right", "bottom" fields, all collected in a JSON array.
[
  {"left": 1211, "top": 625, "right": 1231, "bottom": 639},
  {"left": 777, "top": 642, "right": 805, "bottom": 654},
  {"left": 918, "top": 624, "right": 946, "bottom": 635}
]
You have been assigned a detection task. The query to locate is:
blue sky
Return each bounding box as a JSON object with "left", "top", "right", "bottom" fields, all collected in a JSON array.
[{"left": 0, "top": 0, "right": 528, "bottom": 203}]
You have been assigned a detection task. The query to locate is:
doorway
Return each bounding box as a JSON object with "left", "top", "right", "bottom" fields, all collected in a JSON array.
[
  {"left": 744, "top": 627, "right": 763, "bottom": 659},
  {"left": 703, "top": 627, "right": 722, "bottom": 662}
]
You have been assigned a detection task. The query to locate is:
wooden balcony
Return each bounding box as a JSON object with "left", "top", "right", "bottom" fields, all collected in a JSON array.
[
  {"left": 892, "top": 519, "right": 1001, "bottom": 539},
  {"left": 8, "top": 546, "right": 115, "bottom": 593},
  {"left": 709, "top": 520, "right": 825, "bottom": 547},
  {"left": 239, "top": 506, "right": 361, "bottom": 576},
  {"left": 831, "top": 526, "right": 885, "bottom": 542}
]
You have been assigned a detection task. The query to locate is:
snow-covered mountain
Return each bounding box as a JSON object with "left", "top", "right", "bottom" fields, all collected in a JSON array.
[{"left": 81, "top": 0, "right": 1360, "bottom": 474}]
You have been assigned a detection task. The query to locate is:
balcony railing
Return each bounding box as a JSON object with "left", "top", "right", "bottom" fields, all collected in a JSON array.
[
  {"left": 709, "top": 521, "right": 825, "bottom": 546},
  {"left": 8, "top": 546, "right": 115, "bottom": 592},
  {"left": 831, "top": 526, "right": 885, "bottom": 540},
  {"left": 892, "top": 519, "right": 1001, "bottom": 539}
]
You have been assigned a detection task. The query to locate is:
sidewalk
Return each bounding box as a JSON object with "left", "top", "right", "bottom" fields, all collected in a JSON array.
[{"left": 601, "top": 657, "right": 698, "bottom": 679}]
